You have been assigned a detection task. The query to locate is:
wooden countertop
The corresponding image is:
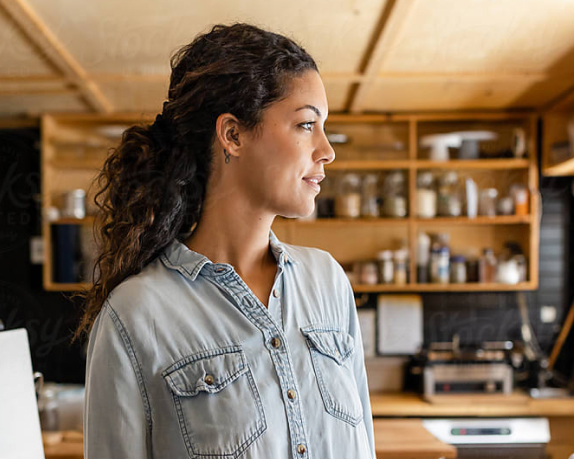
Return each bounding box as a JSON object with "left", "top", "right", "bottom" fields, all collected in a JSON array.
[
  {"left": 374, "top": 419, "right": 456, "bottom": 459},
  {"left": 370, "top": 390, "right": 574, "bottom": 417}
]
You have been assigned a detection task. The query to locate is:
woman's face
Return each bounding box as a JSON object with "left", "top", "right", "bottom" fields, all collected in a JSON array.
[{"left": 240, "top": 69, "right": 336, "bottom": 218}]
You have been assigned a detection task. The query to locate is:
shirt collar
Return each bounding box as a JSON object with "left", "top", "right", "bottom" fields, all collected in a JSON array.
[{"left": 160, "top": 227, "right": 298, "bottom": 281}]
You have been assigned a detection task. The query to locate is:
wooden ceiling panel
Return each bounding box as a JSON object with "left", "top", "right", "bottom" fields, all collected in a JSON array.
[
  {"left": 378, "top": 0, "right": 574, "bottom": 76},
  {"left": 26, "top": 0, "right": 385, "bottom": 76},
  {"left": 323, "top": 80, "right": 350, "bottom": 112},
  {"left": 98, "top": 80, "right": 168, "bottom": 113},
  {"left": 0, "top": 93, "right": 86, "bottom": 116},
  {"left": 0, "top": 7, "right": 55, "bottom": 76},
  {"left": 361, "top": 78, "right": 572, "bottom": 112}
]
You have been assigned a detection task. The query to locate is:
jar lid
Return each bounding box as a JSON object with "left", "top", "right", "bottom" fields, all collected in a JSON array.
[{"left": 376, "top": 250, "right": 393, "bottom": 260}]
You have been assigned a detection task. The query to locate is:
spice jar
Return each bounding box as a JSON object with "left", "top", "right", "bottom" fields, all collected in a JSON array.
[
  {"left": 416, "top": 172, "right": 437, "bottom": 218},
  {"left": 382, "top": 170, "right": 407, "bottom": 218},
  {"left": 450, "top": 255, "right": 467, "bottom": 283},
  {"left": 335, "top": 173, "right": 361, "bottom": 218},
  {"left": 510, "top": 184, "right": 529, "bottom": 217},
  {"left": 360, "top": 173, "right": 380, "bottom": 218},
  {"left": 437, "top": 172, "right": 462, "bottom": 217},
  {"left": 479, "top": 188, "right": 498, "bottom": 216},
  {"left": 430, "top": 234, "right": 450, "bottom": 284},
  {"left": 359, "top": 260, "right": 378, "bottom": 285},
  {"left": 479, "top": 248, "right": 497, "bottom": 283},
  {"left": 376, "top": 250, "right": 394, "bottom": 284}
]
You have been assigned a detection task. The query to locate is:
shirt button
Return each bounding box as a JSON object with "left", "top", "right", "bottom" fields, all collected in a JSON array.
[
  {"left": 297, "top": 444, "right": 306, "bottom": 455},
  {"left": 287, "top": 389, "right": 297, "bottom": 400},
  {"left": 271, "top": 337, "right": 281, "bottom": 348},
  {"left": 272, "top": 288, "right": 279, "bottom": 298},
  {"left": 205, "top": 374, "right": 214, "bottom": 385},
  {"left": 282, "top": 253, "right": 288, "bottom": 264}
]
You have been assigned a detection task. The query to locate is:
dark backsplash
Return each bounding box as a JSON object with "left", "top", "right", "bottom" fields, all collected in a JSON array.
[{"left": 0, "top": 127, "right": 572, "bottom": 384}]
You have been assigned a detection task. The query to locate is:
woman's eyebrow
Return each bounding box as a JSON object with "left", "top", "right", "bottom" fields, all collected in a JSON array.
[{"left": 295, "top": 104, "right": 322, "bottom": 118}]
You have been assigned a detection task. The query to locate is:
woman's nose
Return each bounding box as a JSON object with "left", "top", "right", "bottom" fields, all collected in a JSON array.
[{"left": 319, "top": 132, "right": 336, "bottom": 164}]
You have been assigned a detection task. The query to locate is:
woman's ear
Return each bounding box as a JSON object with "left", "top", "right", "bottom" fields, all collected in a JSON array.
[{"left": 215, "top": 113, "right": 243, "bottom": 161}]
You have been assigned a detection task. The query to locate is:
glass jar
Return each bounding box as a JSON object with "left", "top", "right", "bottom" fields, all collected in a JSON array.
[
  {"left": 316, "top": 175, "right": 335, "bottom": 218},
  {"left": 479, "top": 188, "right": 498, "bottom": 216},
  {"left": 416, "top": 172, "right": 437, "bottom": 218},
  {"left": 376, "top": 250, "right": 394, "bottom": 284},
  {"left": 479, "top": 248, "right": 497, "bottom": 283},
  {"left": 359, "top": 260, "right": 378, "bottom": 285},
  {"left": 510, "top": 184, "right": 529, "bottom": 217},
  {"left": 430, "top": 234, "right": 450, "bottom": 284},
  {"left": 335, "top": 173, "right": 361, "bottom": 218},
  {"left": 394, "top": 249, "right": 408, "bottom": 285},
  {"left": 360, "top": 173, "right": 380, "bottom": 218},
  {"left": 437, "top": 172, "right": 462, "bottom": 217},
  {"left": 450, "top": 256, "right": 467, "bottom": 283},
  {"left": 382, "top": 170, "right": 407, "bottom": 218}
]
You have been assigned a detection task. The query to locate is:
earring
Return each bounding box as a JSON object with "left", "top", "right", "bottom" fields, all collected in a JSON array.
[{"left": 223, "top": 148, "right": 231, "bottom": 164}]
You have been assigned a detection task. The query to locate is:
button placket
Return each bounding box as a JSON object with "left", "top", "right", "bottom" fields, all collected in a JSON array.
[{"left": 206, "top": 269, "right": 310, "bottom": 457}]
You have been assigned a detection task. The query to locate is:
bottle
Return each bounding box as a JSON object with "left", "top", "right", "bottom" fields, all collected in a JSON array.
[
  {"left": 416, "top": 232, "right": 431, "bottom": 283},
  {"left": 416, "top": 172, "right": 437, "bottom": 218},
  {"left": 376, "top": 250, "right": 394, "bottom": 284},
  {"left": 382, "top": 170, "right": 407, "bottom": 218},
  {"left": 450, "top": 255, "right": 467, "bottom": 284},
  {"left": 360, "top": 173, "right": 380, "bottom": 218},
  {"left": 479, "top": 248, "right": 497, "bottom": 283},
  {"left": 394, "top": 249, "right": 408, "bottom": 285},
  {"left": 430, "top": 233, "right": 450, "bottom": 284}
]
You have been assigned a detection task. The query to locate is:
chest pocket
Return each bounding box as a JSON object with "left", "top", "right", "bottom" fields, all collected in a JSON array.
[
  {"left": 300, "top": 325, "right": 364, "bottom": 426},
  {"left": 162, "top": 345, "right": 266, "bottom": 459}
]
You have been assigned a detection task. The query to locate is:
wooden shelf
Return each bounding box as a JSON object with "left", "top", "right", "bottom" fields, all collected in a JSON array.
[
  {"left": 44, "top": 282, "right": 92, "bottom": 292},
  {"left": 414, "top": 158, "right": 530, "bottom": 170},
  {"left": 50, "top": 216, "right": 95, "bottom": 225},
  {"left": 274, "top": 216, "right": 532, "bottom": 226},
  {"left": 352, "top": 282, "right": 537, "bottom": 292},
  {"left": 543, "top": 156, "right": 574, "bottom": 176},
  {"left": 325, "top": 160, "right": 411, "bottom": 170}
]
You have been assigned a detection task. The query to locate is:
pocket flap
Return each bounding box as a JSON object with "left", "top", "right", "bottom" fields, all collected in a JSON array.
[
  {"left": 162, "top": 349, "right": 247, "bottom": 397},
  {"left": 300, "top": 326, "right": 355, "bottom": 365}
]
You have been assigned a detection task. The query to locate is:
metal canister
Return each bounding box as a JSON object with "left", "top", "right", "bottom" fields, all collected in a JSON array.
[{"left": 62, "top": 189, "right": 86, "bottom": 219}]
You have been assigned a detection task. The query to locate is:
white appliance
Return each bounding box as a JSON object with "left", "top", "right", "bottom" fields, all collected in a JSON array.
[
  {"left": 423, "top": 417, "right": 550, "bottom": 459},
  {"left": 0, "top": 328, "right": 46, "bottom": 459}
]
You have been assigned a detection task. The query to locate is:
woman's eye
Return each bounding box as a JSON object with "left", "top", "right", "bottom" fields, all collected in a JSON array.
[{"left": 299, "top": 122, "right": 315, "bottom": 132}]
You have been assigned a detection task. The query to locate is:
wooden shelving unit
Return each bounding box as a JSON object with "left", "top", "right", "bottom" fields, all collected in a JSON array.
[
  {"left": 41, "top": 112, "right": 539, "bottom": 293},
  {"left": 273, "top": 111, "right": 540, "bottom": 293}
]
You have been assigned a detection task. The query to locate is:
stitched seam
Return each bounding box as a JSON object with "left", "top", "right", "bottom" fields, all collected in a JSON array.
[
  {"left": 161, "top": 345, "right": 243, "bottom": 375},
  {"left": 105, "top": 302, "right": 153, "bottom": 434},
  {"left": 165, "top": 364, "right": 247, "bottom": 397}
]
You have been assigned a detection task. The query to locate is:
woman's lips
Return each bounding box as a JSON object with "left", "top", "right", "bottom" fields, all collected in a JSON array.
[{"left": 303, "top": 177, "right": 321, "bottom": 192}]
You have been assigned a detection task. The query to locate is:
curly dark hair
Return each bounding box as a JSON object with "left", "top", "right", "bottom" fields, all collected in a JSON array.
[{"left": 70, "top": 23, "right": 318, "bottom": 343}]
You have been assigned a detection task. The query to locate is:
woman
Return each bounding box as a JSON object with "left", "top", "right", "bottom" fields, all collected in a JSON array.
[{"left": 74, "top": 23, "right": 376, "bottom": 459}]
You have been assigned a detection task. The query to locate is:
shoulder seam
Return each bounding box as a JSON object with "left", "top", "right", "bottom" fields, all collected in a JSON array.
[{"left": 104, "top": 301, "right": 153, "bottom": 434}]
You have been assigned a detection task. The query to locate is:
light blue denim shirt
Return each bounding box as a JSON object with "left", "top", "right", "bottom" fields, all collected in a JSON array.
[{"left": 84, "top": 228, "right": 376, "bottom": 459}]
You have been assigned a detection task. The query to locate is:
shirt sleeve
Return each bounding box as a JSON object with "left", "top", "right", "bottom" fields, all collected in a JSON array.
[
  {"left": 84, "top": 301, "right": 152, "bottom": 459},
  {"left": 345, "top": 275, "right": 377, "bottom": 459}
]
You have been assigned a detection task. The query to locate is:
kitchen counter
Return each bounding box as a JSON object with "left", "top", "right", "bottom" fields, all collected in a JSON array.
[
  {"left": 43, "top": 420, "right": 456, "bottom": 459},
  {"left": 370, "top": 390, "right": 574, "bottom": 417},
  {"left": 42, "top": 391, "right": 574, "bottom": 459}
]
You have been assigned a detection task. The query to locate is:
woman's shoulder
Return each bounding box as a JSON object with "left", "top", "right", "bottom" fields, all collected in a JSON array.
[{"left": 283, "top": 242, "right": 349, "bottom": 287}]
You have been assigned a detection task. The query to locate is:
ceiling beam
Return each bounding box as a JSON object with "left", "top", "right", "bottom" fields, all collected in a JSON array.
[
  {"left": 541, "top": 81, "right": 574, "bottom": 112},
  {"left": 347, "top": 0, "right": 417, "bottom": 113},
  {"left": 0, "top": 0, "right": 113, "bottom": 113}
]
